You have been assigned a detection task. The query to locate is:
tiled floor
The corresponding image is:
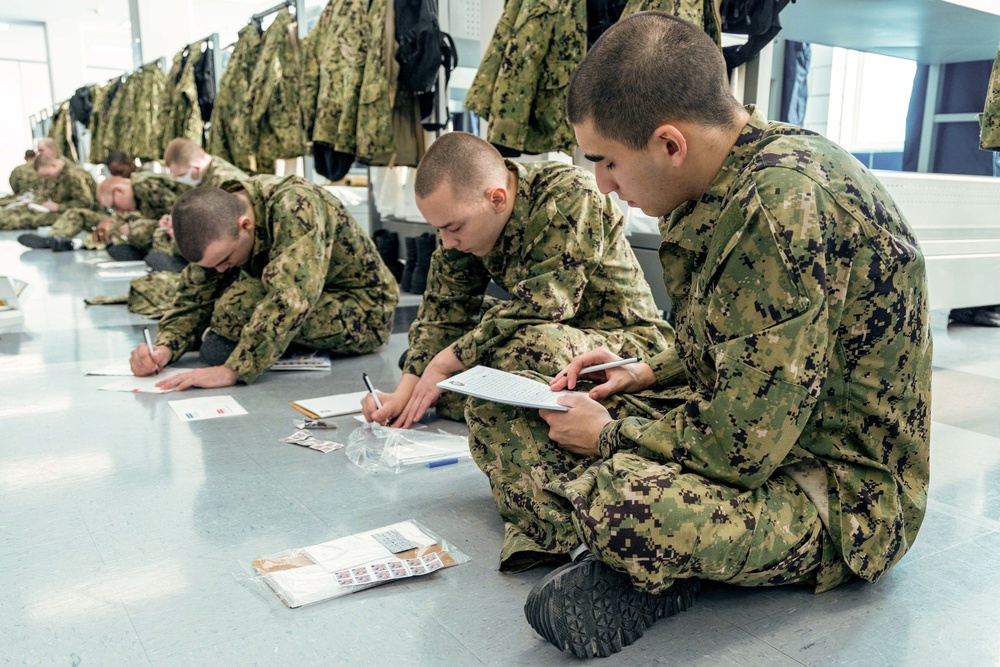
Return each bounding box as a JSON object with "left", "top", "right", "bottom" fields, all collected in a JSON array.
[{"left": 1, "top": 229, "right": 998, "bottom": 666}]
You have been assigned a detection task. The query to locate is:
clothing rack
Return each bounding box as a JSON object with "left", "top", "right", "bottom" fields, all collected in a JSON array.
[{"left": 250, "top": 0, "right": 295, "bottom": 33}]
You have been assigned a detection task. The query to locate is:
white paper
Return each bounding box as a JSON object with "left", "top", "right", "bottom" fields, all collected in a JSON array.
[
  {"left": 168, "top": 395, "right": 248, "bottom": 421},
  {"left": 436, "top": 366, "right": 572, "bottom": 411},
  {"left": 266, "top": 564, "right": 346, "bottom": 608},
  {"left": 96, "top": 260, "right": 148, "bottom": 270},
  {"left": 269, "top": 351, "right": 332, "bottom": 372},
  {"left": 97, "top": 368, "right": 189, "bottom": 393},
  {"left": 291, "top": 390, "right": 368, "bottom": 418},
  {"left": 86, "top": 362, "right": 135, "bottom": 376},
  {"left": 303, "top": 520, "right": 436, "bottom": 573}
]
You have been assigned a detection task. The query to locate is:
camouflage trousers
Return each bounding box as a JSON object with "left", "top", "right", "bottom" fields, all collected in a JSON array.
[
  {"left": 466, "top": 379, "right": 852, "bottom": 594},
  {"left": 435, "top": 319, "right": 671, "bottom": 423},
  {"left": 0, "top": 207, "right": 58, "bottom": 231},
  {"left": 51, "top": 208, "right": 107, "bottom": 239},
  {"left": 211, "top": 276, "right": 396, "bottom": 356},
  {"left": 128, "top": 272, "right": 181, "bottom": 318}
]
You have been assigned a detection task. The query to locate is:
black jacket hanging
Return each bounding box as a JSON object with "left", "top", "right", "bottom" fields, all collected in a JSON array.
[{"left": 194, "top": 45, "right": 216, "bottom": 123}]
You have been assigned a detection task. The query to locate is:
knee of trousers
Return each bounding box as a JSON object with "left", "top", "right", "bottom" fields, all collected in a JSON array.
[{"left": 209, "top": 277, "right": 267, "bottom": 338}]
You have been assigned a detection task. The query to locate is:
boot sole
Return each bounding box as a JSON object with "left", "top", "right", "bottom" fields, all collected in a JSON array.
[
  {"left": 524, "top": 557, "right": 698, "bottom": 658},
  {"left": 17, "top": 234, "right": 52, "bottom": 249}
]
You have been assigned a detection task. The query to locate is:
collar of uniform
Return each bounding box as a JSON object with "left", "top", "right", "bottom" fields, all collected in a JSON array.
[
  {"left": 661, "top": 105, "right": 768, "bottom": 255},
  {"left": 222, "top": 176, "right": 270, "bottom": 258}
]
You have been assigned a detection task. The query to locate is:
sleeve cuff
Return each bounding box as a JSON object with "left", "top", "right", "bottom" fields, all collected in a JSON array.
[
  {"left": 598, "top": 419, "right": 623, "bottom": 459},
  {"left": 649, "top": 346, "right": 685, "bottom": 386}
]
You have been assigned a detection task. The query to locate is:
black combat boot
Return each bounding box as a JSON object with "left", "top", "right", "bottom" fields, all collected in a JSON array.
[
  {"left": 17, "top": 233, "right": 53, "bottom": 249},
  {"left": 409, "top": 232, "right": 437, "bottom": 295},
  {"left": 373, "top": 229, "right": 403, "bottom": 282},
  {"left": 401, "top": 236, "right": 417, "bottom": 292},
  {"left": 524, "top": 551, "right": 699, "bottom": 658}
]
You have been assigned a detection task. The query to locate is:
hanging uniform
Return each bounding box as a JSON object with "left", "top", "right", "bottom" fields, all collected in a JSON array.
[
  {"left": 248, "top": 9, "right": 305, "bottom": 173},
  {"left": 154, "top": 175, "right": 399, "bottom": 383},
  {"left": 208, "top": 25, "right": 262, "bottom": 173},
  {"left": 980, "top": 45, "right": 1000, "bottom": 151},
  {"left": 465, "top": 0, "right": 720, "bottom": 155}
]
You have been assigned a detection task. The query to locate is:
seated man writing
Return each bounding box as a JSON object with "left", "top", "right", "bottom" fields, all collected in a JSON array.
[
  {"left": 95, "top": 172, "right": 190, "bottom": 261},
  {"left": 129, "top": 176, "right": 400, "bottom": 389},
  {"left": 361, "top": 131, "right": 673, "bottom": 428},
  {"left": 465, "top": 12, "right": 932, "bottom": 659},
  {"left": 6, "top": 150, "right": 96, "bottom": 233}
]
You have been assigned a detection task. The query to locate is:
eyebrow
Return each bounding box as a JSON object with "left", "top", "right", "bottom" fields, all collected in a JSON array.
[{"left": 583, "top": 153, "right": 604, "bottom": 163}]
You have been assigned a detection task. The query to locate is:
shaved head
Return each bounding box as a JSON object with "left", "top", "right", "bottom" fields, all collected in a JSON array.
[{"left": 414, "top": 132, "right": 509, "bottom": 203}]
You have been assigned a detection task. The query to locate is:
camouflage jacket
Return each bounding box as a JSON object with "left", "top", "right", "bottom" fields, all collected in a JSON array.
[
  {"left": 404, "top": 160, "right": 673, "bottom": 376},
  {"left": 203, "top": 156, "right": 249, "bottom": 189},
  {"left": 48, "top": 102, "right": 78, "bottom": 163},
  {"left": 8, "top": 162, "right": 40, "bottom": 196},
  {"left": 598, "top": 107, "right": 932, "bottom": 586},
  {"left": 42, "top": 163, "right": 97, "bottom": 210},
  {"left": 114, "top": 172, "right": 190, "bottom": 250},
  {"left": 981, "top": 45, "right": 1000, "bottom": 150},
  {"left": 167, "top": 43, "right": 205, "bottom": 151},
  {"left": 207, "top": 24, "right": 262, "bottom": 173},
  {"left": 89, "top": 79, "right": 120, "bottom": 164},
  {"left": 131, "top": 64, "right": 168, "bottom": 161},
  {"left": 301, "top": 0, "right": 368, "bottom": 154},
  {"left": 155, "top": 175, "right": 399, "bottom": 383},
  {"left": 465, "top": 0, "right": 719, "bottom": 155},
  {"left": 248, "top": 9, "right": 305, "bottom": 172}
]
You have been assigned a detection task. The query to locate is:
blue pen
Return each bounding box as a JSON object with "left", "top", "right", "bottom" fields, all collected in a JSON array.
[{"left": 426, "top": 458, "right": 459, "bottom": 468}]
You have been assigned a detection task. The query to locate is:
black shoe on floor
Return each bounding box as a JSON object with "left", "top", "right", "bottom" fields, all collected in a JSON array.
[
  {"left": 524, "top": 552, "right": 699, "bottom": 658},
  {"left": 401, "top": 236, "right": 416, "bottom": 292},
  {"left": 18, "top": 233, "right": 53, "bottom": 249},
  {"left": 949, "top": 306, "right": 1000, "bottom": 327},
  {"left": 106, "top": 243, "right": 146, "bottom": 262},
  {"left": 50, "top": 236, "right": 75, "bottom": 252},
  {"left": 199, "top": 330, "right": 239, "bottom": 366},
  {"left": 144, "top": 250, "right": 188, "bottom": 273},
  {"left": 409, "top": 232, "right": 437, "bottom": 294}
]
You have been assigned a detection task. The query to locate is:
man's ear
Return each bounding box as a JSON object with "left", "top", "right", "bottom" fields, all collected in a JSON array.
[
  {"left": 650, "top": 123, "right": 688, "bottom": 165},
  {"left": 237, "top": 214, "right": 254, "bottom": 233},
  {"left": 487, "top": 185, "right": 508, "bottom": 213}
]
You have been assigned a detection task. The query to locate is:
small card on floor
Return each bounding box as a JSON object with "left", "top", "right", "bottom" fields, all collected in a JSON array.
[
  {"left": 168, "top": 395, "right": 247, "bottom": 421},
  {"left": 371, "top": 529, "right": 418, "bottom": 554}
]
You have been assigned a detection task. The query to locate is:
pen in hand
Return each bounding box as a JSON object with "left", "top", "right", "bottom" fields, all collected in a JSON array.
[
  {"left": 143, "top": 327, "right": 159, "bottom": 375},
  {"left": 576, "top": 357, "right": 641, "bottom": 375},
  {"left": 362, "top": 373, "right": 385, "bottom": 424}
]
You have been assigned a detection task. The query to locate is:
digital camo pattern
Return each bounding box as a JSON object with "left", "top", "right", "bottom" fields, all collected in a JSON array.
[
  {"left": 248, "top": 9, "right": 305, "bottom": 172},
  {"left": 164, "top": 42, "right": 205, "bottom": 152},
  {"left": 466, "top": 107, "right": 930, "bottom": 594},
  {"left": 301, "top": 0, "right": 368, "bottom": 155},
  {"left": 207, "top": 24, "right": 262, "bottom": 173},
  {"left": 981, "top": 45, "right": 1000, "bottom": 151},
  {"left": 108, "top": 172, "right": 190, "bottom": 251},
  {"left": 354, "top": 0, "right": 394, "bottom": 165},
  {"left": 465, "top": 1, "right": 717, "bottom": 155},
  {"left": 51, "top": 208, "right": 107, "bottom": 239},
  {"left": 0, "top": 162, "right": 94, "bottom": 230},
  {"left": 405, "top": 159, "right": 672, "bottom": 380},
  {"left": 7, "top": 162, "right": 40, "bottom": 197},
  {"left": 155, "top": 175, "right": 399, "bottom": 383}
]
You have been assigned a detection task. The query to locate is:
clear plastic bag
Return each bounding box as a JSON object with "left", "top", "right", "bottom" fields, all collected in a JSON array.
[
  {"left": 236, "top": 519, "right": 471, "bottom": 608},
  {"left": 346, "top": 422, "right": 472, "bottom": 474}
]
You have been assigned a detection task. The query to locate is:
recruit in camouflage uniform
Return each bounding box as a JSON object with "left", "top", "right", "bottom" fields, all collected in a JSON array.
[
  {"left": 154, "top": 175, "right": 399, "bottom": 384},
  {"left": 980, "top": 45, "right": 1000, "bottom": 151},
  {"left": 150, "top": 155, "right": 249, "bottom": 256},
  {"left": 465, "top": 0, "right": 720, "bottom": 155},
  {"left": 1, "top": 161, "right": 41, "bottom": 207},
  {"left": 129, "top": 156, "right": 252, "bottom": 317},
  {"left": 106, "top": 172, "right": 190, "bottom": 253},
  {"left": 0, "top": 161, "right": 96, "bottom": 231},
  {"left": 404, "top": 159, "right": 672, "bottom": 419},
  {"left": 467, "top": 107, "right": 932, "bottom": 595}
]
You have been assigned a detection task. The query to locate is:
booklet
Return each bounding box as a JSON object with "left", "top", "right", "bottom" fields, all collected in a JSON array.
[
  {"left": 436, "top": 366, "right": 571, "bottom": 411},
  {"left": 290, "top": 390, "right": 369, "bottom": 419}
]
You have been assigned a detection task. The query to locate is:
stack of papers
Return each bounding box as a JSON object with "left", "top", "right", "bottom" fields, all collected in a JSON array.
[
  {"left": 290, "top": 391, "right": 368, "bottom": 419},
  {"left": 269, "top": 351, "right": 332, "bottom": 372},
  {"left": 436, "top": 366, "right": 571, "bottom": 411}
]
